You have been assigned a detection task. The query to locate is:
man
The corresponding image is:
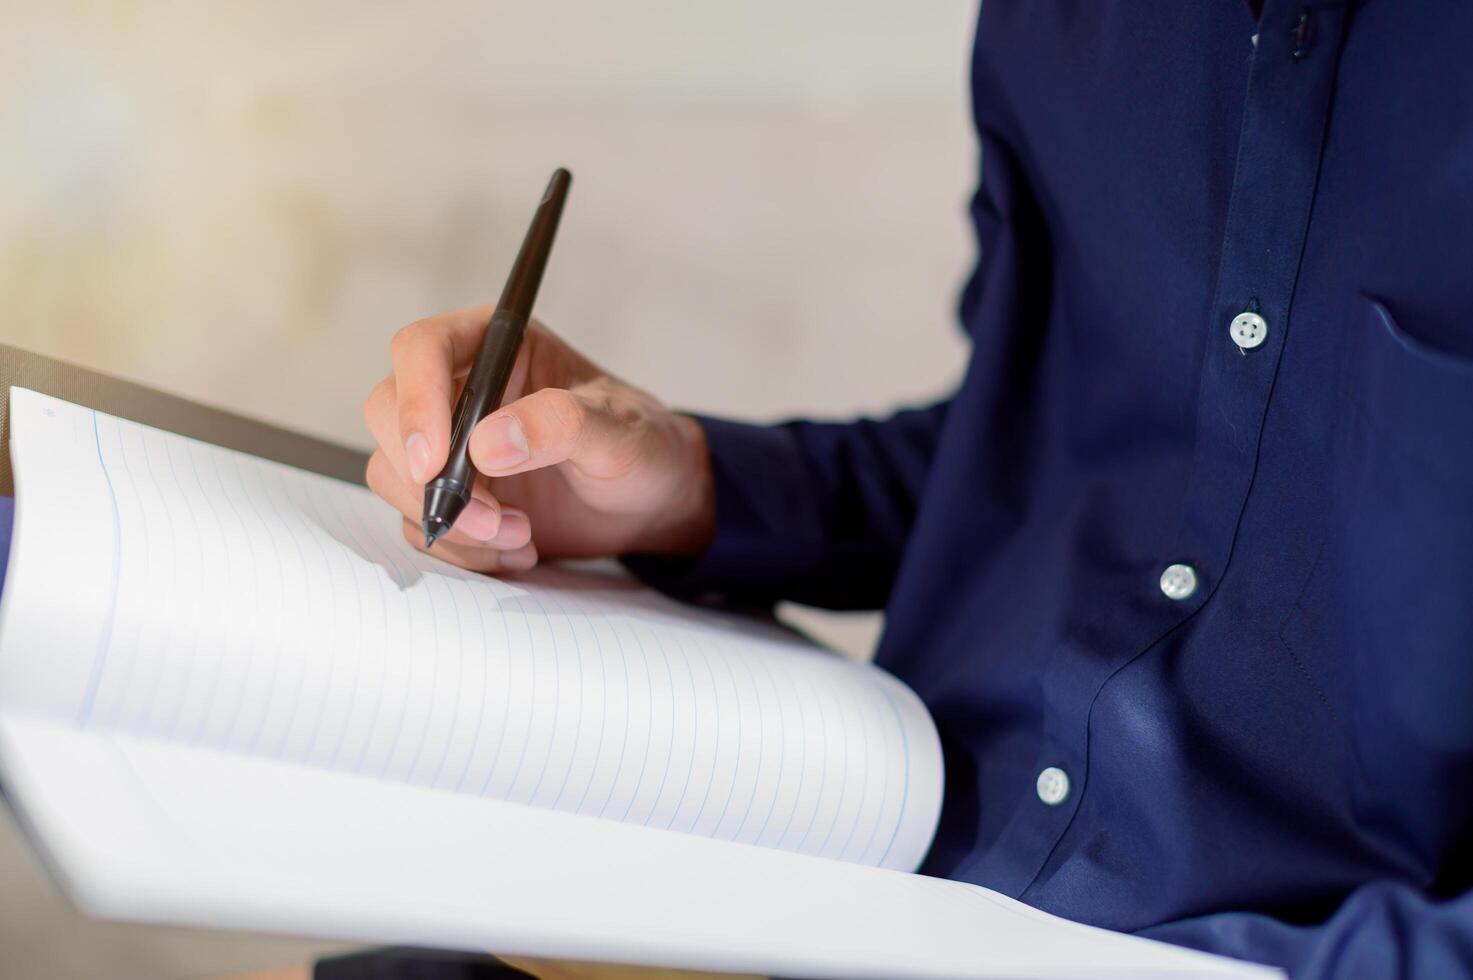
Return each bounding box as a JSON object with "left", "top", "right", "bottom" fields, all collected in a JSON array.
[{"left": 360, "top": 2, "right": 1473, "bottom": 976}]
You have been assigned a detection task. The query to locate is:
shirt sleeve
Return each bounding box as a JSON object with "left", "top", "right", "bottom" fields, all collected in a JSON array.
[
  {"left": 623, "top": 402, "right": 949, "bottom": 610},
  {"left": 1139, "top": 880, "right": 1473, "bottom": 979}
]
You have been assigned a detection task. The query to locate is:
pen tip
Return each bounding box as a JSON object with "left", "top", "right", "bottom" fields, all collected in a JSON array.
[{"left": 422, "top": 508, "right": 455, "bottom": 551}]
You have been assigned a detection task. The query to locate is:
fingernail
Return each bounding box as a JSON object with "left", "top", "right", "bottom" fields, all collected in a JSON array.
[
  {"left": 456, "top": 499, "right": 501, "bottom": 541},
  {"left": 500, "top": 545, "right": 538, "bottom": 571},
  {"left": 405, "top": 432, "right": 431, "bottom": 483},
  {"left": 475, "top": 415, "right": 530, "bottom": 470}
]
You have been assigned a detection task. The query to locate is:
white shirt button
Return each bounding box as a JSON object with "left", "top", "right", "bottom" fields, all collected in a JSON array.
[
  {"left": 1036, "top": 766, "right": 1070, "bottom": 806},
  {"left": 1229, "top": 311, "right": 1268, "bottom": 350},
  {"left": 1159, "top": 563, "right": 1199, "bottom": 601}
]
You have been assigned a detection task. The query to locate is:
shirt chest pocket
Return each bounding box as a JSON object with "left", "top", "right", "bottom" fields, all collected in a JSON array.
[{"left": 1282, "top": 296, "right": 1473, "bottom": 762}]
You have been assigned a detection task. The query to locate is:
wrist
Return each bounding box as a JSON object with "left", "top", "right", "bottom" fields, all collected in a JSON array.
[{"left": 639, "top": 413, "right": 716, "bottom": 557}]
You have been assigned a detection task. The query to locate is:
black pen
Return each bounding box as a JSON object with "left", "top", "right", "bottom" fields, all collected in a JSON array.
[{"left": 421, "top": 167, "right": 572, "bottom": 548}]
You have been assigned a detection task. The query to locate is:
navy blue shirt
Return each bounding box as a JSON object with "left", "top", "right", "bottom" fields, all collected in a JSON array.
[{"left": 633, "top": 2, "right": 1473, "bottom": 976}]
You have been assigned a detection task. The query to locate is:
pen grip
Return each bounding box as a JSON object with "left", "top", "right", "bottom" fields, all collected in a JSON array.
[{"left": 438, "top": 309, "right": 528, "bottom": 495}]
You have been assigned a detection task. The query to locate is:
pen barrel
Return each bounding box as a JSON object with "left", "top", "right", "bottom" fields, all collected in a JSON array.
[
  {"left": 439, "top": 308, "right": 529, "bottom": 493},
  {"left": 497, "top": 169, "right": 571, "bottom": 318}
]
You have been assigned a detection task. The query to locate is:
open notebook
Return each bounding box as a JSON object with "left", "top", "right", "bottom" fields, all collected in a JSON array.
[{"left": 0, "top": 388, "right": 1278, "bottom": 979}]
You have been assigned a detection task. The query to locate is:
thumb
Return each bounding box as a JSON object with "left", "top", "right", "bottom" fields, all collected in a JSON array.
[{"left": 467, "top": 382, "right": 644, "bottom": 480}]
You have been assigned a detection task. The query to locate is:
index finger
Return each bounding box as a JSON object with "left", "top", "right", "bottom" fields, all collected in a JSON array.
[{"left": 388, "top": 305, "right": 494, "bottom": 482}]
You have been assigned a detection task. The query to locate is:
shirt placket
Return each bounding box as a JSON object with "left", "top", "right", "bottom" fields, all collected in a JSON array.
[{"left": 977, "top": 0, "right": 1350, "bottom": 899}]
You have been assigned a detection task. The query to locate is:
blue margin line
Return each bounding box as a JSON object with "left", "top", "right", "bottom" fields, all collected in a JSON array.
[{"left": 77, "top": 410, "right": 122, "bottom": 725}]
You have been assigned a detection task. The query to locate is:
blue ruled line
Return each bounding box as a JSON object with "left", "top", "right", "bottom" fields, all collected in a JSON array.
[{"left": 872, "top": 679, "right": 912, "bottom": 868}]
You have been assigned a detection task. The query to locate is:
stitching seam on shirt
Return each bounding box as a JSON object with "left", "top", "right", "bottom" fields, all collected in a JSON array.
[{"left": 1274, "top": 537, "right": 1340, "bottom": 724}]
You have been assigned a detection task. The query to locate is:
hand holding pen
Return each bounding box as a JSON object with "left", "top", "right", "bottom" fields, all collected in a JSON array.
[{"left": 361, "top": 169, "right": 716, "bottom": 573}]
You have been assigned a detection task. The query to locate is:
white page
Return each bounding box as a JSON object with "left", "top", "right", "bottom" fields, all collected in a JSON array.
[
  {"left": 0, "top": 388, "right": 940, "bottom": 870},
  {"left": 0, "top": 715, "right": 1279, "bottom": 979}
]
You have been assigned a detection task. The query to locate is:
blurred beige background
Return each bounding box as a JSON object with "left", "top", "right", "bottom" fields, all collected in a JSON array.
[{"left": 0, "top": 1, "right": 977, "bottom": 977}]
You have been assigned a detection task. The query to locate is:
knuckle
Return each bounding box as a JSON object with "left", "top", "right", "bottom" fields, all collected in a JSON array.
[
  {"left": 586, "top": 379, "right": 627, "bottom": 423},
  {"left": 364, "top": 451, "right": 389, "bottom": 493},
  {"left": 547, "top": 388, "right": 587, "bottom": 440},
  {"left": 389, "top": 319, "right": 433, "bottom": 360},
  {"left": 362, "top": 378, "right": 391, "bottom": 427},
  {"left": 397, "top": 393, "right": 438, "bottom": 436},
  {"left": 399, "top": 399, "right": 430, "bottom": 431},
  {"left": 471, "top": 489, "right": 502, "bottom": 516}
]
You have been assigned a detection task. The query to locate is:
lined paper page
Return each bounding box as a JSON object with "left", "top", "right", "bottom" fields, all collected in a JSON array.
[
  {"left": 0, "top": 388, "right": 942, "bottom": 870},
  {"left": 0, "top": 715, "right": 1280, "bottom": 979}
]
